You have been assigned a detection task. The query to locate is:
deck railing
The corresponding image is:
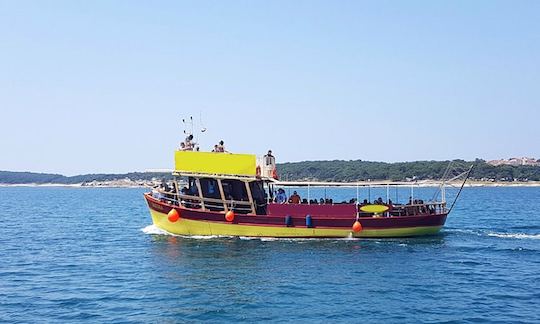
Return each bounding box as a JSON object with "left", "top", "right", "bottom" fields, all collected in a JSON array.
[
  {"left": 152, "top": 188, "right": 447, "bottom": 217},
  {"left": 152, "top": 190, "right": 255, "bottom": 214},
  {"left": 367, "top": 202, "right": 447, "bottom": 217}
]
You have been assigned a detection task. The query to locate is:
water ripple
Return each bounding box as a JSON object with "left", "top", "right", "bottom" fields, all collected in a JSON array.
[{"left": 1, "top": 187, "right": 540, "bottom": 323}]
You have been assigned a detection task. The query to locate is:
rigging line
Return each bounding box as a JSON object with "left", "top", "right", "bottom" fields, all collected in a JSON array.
[
  {"left": 431, "top": 161, "right": 454, "bottom": 202},
  {"left": 448, "top": 164, "right": 474, "bottom": 214},
  {"left": 446, "top": 169, "right": 472, "bottom": 183}
]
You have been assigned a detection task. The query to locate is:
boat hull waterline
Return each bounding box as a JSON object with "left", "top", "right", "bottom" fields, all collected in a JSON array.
[{"left": 145, "top": 194, "right": 446, "bottom": 238}]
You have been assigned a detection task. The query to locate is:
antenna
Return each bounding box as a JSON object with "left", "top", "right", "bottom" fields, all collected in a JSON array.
[
  {"left": 180, "top": 113, "right": 207, "bottom": 151},
  {"left": 181, "top": 116, "right": 194, "bottom": 136},
  {"left": 200, "top": 112, "right": 207, "bottom": 133}
]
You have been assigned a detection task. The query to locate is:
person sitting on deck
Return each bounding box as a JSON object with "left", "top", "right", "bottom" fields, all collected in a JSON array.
[
  {"left": 212, "top": 144, "right": 219, "bottom": 152},
  {"left": 419, "top": 200, "right": 426, "bottom": 214},
  {"left": 275, "top": 188, "right": 287, "bottom": 204},
  {"left": 161, "top": 180, "right": 171, "bottom": 193},
  {"left": 184, "top": 134, "right": 195, "bottom": 151},
  {"left": 151, "top": 185, "right": 162, "bottom": 200},
  {"left": 179, "top": 142, "right": 187, "bottom": 151},
  {"left": 179, "top": 186, "right": 189, "bottom": 207},
  {"left": 216, "top": 140, "right": 226, "bottom": 153},
  {"left": 289, "top": 191, "right": 301, "bottom": 204}
]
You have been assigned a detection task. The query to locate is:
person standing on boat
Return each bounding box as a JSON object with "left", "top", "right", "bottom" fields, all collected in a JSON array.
[
  {"left": 263, "top": 150, "right": 276, "bottom": 178},
  {"left": 264, "top": 149, "right": 279, "bottom": 179},
  {"left": 264, "top": 150, "right": 275, "bottom": 165}
]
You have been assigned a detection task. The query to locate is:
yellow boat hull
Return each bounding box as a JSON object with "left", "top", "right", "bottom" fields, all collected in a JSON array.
[{"left": 149, "top": 209, "right": 442, "bottom": 238}]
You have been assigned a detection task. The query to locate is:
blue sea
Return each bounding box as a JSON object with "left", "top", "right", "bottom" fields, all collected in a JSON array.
[{"left": 1, "top": 186, "right": 539, "bottom": 323}]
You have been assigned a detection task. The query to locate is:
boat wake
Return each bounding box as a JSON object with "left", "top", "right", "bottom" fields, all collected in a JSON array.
[
  {"left": 142, "top": 225, "right": 538, "bottom": 241},
  {"left": 141, "top": 225, "right": 233, "bottom": 239},
  {"left": 487, "top": 232, "right": 540, "bottom": 240},
  {"left": 445, "top": 228, "right": 540, "bottom": 240},
  {"left": 140, "top": 225, "right": 366, "bottom": 241},
  {"left": 141, "top": 224, "right": 171, "bottom": 235}
]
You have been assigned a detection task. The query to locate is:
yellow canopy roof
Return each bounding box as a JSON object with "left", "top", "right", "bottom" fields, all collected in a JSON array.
[{"left": 174, "top": 151, "right": 257, "bottom": 177}]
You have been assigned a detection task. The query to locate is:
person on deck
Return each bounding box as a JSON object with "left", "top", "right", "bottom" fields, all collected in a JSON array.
[
  {"left": 216, "top": 140, "right": 226, "bottom": 153},
  {"left": 264, "top": 150, "right": 275, "bottom": 166},
  {"left": 289, "top": 191, "right": 301, "bottom": 204},
  {"left": 185, "top": 134, "right": 195, "bottom": 151},
  {"left": 275, "top": 188, "right": 287, "bottom": 204}
]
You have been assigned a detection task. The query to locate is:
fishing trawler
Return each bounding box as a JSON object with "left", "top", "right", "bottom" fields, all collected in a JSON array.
[{"left": 144, "top": 150, "right": 471, "bottom": 238}]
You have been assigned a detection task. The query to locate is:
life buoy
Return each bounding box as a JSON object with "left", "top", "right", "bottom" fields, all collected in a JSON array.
[
  {"left": 225, "top": 211, "right": 235, "bottom": 222},
  {"left": 352, "top": 220, "right": 362, "bottom": 232}
]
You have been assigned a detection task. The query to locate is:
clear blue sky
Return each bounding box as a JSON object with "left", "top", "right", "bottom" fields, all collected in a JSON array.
[{"left": 1, "top": 0, "right": 539, "bottom": 175}]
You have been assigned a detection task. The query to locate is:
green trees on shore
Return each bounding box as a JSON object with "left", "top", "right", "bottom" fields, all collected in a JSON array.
[
  {"left": 0, "top": 171, "right": 173, "bottom": 185},
  {"left": 277, "top": 159, "right": 539, "bottom": 182}
]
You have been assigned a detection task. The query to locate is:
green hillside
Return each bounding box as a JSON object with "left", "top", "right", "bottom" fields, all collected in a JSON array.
[
  {"left": 0, "top": 171, "right": 172, "bottom": 185},
  {"left": 277, "top": 159, "right": 540, "bottom": 182}
]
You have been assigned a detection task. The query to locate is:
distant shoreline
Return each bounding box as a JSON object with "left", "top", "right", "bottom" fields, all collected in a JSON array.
[
  {"left": 3, "top": 159, "right": 540, "bottom": 187},
  {"left": 2, "top": 180, "right": 540, "bottom": 188}
]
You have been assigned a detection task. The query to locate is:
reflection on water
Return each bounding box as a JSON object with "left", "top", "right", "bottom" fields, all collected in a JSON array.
[{"left": 147, "top": 231, "right": 448, "bottom": 270}]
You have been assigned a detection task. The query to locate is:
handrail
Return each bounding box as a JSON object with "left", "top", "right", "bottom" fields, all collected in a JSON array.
[
  {"left": 272, "top": 180, "right": 447, "bottom": 187},
  {"left": 152, "top": 189, "right": 255, "bottom": 212},
  {"left": 177, "top": 193, "right": 252, "bottom": 206},
  {"left": 153, "top": 189, "right": 252, "bottom": 206},
  {"left": 152, "top": 189, "right": 447, "bottom": 215},
  {"left": 172, "top": 171, "right": 258, "bottom": 180}
]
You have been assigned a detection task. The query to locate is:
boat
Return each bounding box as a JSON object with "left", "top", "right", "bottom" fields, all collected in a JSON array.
[{"left": 144, "top": 150, "right": 471, "bottom": 238}]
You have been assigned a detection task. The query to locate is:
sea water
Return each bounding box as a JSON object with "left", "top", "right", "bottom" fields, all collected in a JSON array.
[{"left": 0, "top": 186, "right": 539, "bottom": 323}]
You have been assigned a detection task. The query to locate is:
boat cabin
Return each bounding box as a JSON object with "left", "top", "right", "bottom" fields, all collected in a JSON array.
[{"left": 152, "top": 151, "right": 448, "bottom": 218}]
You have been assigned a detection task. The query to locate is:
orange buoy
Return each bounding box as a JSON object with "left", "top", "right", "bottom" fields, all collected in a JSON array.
[
  {"left": 352, "top": 220, "right": 363, "bottom": 233},
  {"left": 225, "top": 210, "right": 235, "bottom": 222},
  {"left": 168, "top": 209, "right": 180, "bottom": 222}
]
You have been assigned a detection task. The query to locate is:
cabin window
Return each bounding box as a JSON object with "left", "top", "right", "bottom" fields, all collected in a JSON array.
[
  {"left": 221, "top": 179, "right": 248, "bottom": 201},
  {"left": 187, "top": 177, "right": 198, "bottom": 196},
  {"left": 250, "top": 181, "right": 267, "bottom": 215},
  {"left": 199, "top": 178, "right": 221, "bottom": 199},
  {"left": 249, "top": 181, "right": 266, "bottom": 204}
]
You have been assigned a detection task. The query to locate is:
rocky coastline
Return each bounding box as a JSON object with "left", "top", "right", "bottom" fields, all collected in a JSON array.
[{"left": 2, "top": 179, "right": 540, "bottom": 188}]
